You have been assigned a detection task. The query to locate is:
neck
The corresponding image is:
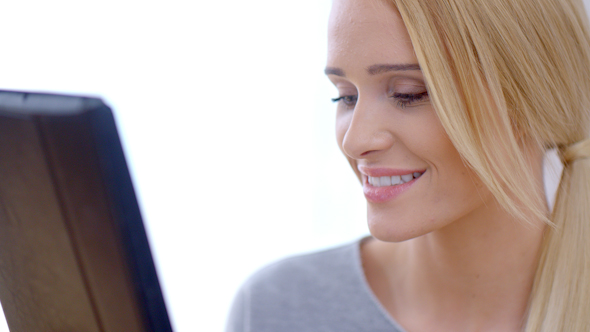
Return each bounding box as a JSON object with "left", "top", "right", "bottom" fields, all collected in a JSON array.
[{"left": 365, "top": 200, "right": 547, "bottom": 332}]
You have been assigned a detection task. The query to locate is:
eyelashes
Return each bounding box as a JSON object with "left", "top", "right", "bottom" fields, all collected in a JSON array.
[
  {"left": 331, "top": 95, "right": 358, "bottom": 106},
  {"left": 392, "top": 91, "right": 429, "bottom": 108},
  {"left": 331, "top": 92, "right": 429, "bottom": 109}
]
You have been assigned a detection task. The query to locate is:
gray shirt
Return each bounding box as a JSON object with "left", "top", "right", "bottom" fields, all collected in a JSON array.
[{"left": 225, "top": 238, "right": 407, "bottom": 332}]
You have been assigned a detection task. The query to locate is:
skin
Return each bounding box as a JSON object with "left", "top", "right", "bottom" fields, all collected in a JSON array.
[{"left": 325, "top": 0, "right": 548, "bottom": 331}]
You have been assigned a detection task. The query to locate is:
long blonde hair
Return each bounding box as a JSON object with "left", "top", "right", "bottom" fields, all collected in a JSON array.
[{"left": 391, "top": 0, "right": 590, "bottom": 330}]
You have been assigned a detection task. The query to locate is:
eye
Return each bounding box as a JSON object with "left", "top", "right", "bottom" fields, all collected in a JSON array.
[
  {"left": 331, "top": 95, "right": 358, "bottom": 108},
  {"left": 392, "top": 91, "right": 429, "bottom": 109}
]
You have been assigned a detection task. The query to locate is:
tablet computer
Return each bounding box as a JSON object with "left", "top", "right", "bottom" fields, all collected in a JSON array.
[{"left": 0, "top": 90, "right": 173, "bottom": 331}]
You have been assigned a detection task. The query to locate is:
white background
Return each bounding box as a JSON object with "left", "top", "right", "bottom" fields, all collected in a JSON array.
[
  {"left": 0, "top": 1, "right": 368, "bottom": 331},
  {"left": 0, "top": 0, "right": 587, "bottom": 331}
]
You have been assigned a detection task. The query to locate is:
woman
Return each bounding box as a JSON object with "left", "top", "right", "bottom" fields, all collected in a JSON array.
[{"left": 227, "top": 0, "right": 590, "bottom": 331}]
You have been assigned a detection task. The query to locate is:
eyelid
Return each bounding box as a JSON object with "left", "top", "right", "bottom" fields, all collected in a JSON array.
[
  {"left": 334, "top": 84, "right": 357, "bottom": 96},
  {"left": 328, "top": 76, "right": 357, "bottom": 91},
  {"left": 388, "top": 76, "right": 427, "bottom": 92},
  {"left": 389, "top": 83, "right": 427, "bottom": 93}
]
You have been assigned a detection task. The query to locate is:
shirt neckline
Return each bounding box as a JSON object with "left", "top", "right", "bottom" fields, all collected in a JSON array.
[{"left": 351, "top": 236, "right": 409, "bottom": 332}]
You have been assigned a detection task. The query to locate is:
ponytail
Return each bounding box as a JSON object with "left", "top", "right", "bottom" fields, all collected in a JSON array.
[
  {"left": 526, "top": 140, "right": 590, "bottom": 331},
  {"left": 390, "top": 0, "right": 590, "bottom": 330}
]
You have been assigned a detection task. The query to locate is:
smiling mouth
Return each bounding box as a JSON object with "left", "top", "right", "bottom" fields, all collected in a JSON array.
[{"left": 368, "top": 172, "right": 424, "bottom": 187}]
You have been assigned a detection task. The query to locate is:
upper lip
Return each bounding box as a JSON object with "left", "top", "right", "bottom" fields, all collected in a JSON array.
[{"left": 358, "top": 165, "right": 426, "bottom": 177}]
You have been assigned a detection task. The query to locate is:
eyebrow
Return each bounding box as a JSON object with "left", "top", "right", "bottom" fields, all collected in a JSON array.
[
  {"left": 324, "top": 63, "right": 421, "bottom": 77},
  {"left": 324, "top": 67, "right": 345, "bottom": 76},
  {"left": 367, "top": 63, "right": 421, "bottom": 75}
]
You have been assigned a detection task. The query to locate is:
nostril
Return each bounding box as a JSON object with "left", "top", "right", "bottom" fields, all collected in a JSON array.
[{"left": 360, "top": 150, "right": 377, "bottom": 157}]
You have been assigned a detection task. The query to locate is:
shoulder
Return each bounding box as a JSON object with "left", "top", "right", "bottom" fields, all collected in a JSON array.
[
  {"left": 246, "top": 239, "right": 360, "bottom": 293},
  {"left": 226, "top": 237, "right": 402, "bottom": 332}
]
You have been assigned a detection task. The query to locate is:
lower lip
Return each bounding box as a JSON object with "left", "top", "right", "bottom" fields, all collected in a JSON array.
[{"left": 363, "top": 176, "right": 421, "bottom": 203}]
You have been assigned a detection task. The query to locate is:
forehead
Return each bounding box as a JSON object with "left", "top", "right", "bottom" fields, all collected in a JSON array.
[{"left": 327, "top": 0, "right": 417, "bottom": 70}]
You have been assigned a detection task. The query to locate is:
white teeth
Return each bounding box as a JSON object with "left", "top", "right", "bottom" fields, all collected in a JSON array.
[
  {"left": 368, "top": 172, "right": 422, "bottom": 187},
  {"left": 372, "top": 176, "right": 379, "bottom": 186}
]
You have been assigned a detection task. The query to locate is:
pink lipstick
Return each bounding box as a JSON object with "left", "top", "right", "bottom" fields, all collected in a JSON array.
[{"left": 359, "top": 166, "right": 426, "bottom": 203}]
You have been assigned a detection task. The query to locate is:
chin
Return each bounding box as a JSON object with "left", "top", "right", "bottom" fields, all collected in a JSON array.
[
  {"left": 366, "top": 205, "right": 442, "bottom": 243},
  {"left": 367, "top": 215, "right": 425, "bottom": 243},
  {"left": 368, "top": 227, "right": 423, "bottom": 243}
]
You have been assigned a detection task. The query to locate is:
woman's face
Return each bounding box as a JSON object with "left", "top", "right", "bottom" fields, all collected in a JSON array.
[{"left": 326, "top": 0, "right": 495, "bottom": 242}]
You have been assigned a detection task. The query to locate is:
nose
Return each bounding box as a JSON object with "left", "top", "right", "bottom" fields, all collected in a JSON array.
[{"left": 339, "top": 97, "right": 395, "bottom": 160}]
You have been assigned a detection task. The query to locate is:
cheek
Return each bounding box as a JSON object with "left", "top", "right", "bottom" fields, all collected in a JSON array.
[
  {"left": 402, "top": 115, "right": 487, "bottom": 203},
  {"left": 406, "top": 112, "right": 461, "bottom": 171},
  {"left": 426, "top": 143, "right": 493, "bottom": 219}
]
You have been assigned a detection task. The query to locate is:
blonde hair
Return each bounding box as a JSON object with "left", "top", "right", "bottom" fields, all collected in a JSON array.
[{"left": 391, "top": 0, "right": 590, "bottom": 330}]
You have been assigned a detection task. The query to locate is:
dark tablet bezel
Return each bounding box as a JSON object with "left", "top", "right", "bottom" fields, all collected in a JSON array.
[{"left": 0, "top": 90, "right": 173, "bottom": 331}]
